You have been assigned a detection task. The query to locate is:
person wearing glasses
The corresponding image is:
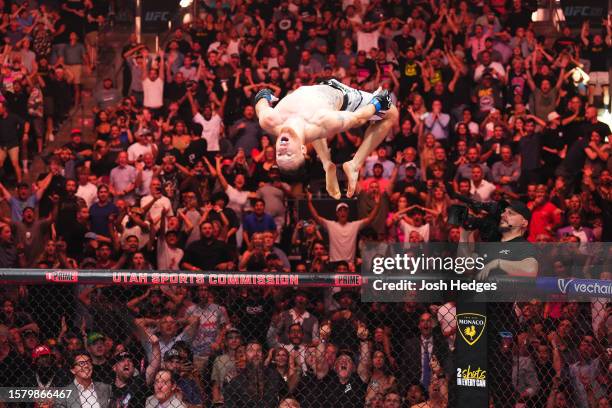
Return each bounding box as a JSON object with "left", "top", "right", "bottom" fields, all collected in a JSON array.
[{"left": 55, "top": 350, "right": 112, "bottom": 408}]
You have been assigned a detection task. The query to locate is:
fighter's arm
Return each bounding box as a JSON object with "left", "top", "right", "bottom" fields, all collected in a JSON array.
[{"left": 255, "top": 99, "right": 283, "bottom": 136}]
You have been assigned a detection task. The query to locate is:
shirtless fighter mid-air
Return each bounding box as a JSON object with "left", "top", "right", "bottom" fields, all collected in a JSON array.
[{"left": 253, "top": 79, "right": 398, "bottom": 199}]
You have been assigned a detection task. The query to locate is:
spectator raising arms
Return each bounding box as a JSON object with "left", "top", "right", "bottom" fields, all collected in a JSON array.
[{"left": 0, "top": 2, "right": 608, "bottom": 408}]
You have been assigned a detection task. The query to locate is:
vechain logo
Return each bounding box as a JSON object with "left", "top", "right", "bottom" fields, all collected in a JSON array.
[
  {"left": 557, "top": 278, "right": 611, "bottom": 296},
  {"left": 558, "top": 279, "right": 574, "bottom": 294}
]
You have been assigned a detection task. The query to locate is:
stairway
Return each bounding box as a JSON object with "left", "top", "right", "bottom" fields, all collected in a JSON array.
[{"left": 27, "top": 27, "right": 133, "bottom": 181}]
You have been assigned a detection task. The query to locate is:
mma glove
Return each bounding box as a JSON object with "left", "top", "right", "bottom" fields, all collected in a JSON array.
[
  {"left": 254, "top": 88, "right": 279, "bottom": 105},
  {"left": 370, "top": 90, "right": 392, "bottom": 112}
]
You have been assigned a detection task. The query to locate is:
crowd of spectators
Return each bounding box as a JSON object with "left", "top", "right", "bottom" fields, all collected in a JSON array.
[{"left": 0, "top": 0, "right": 611, "bottom": 407}]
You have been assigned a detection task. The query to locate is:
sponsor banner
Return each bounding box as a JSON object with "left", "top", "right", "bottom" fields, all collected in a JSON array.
[
  {"left": 538, "top": 277, "right": 612, "bottom": 298},
  {"left": 141, "top": 0, "right": 178, "bottom": 33},
  {"left": 559, "top": 0, "right": 608, "bottom": 27},
  {"left": 455, "top": 302, "right": 488, "bottom": 407},
  {"left": 456, "top": 365, "right": 487, "bottom": 388},
  {"left": 457, "top": 313, "right": 486, "bottom": 346},
  {"left": 0, "top": 270, "right": 363, "bottom": 288}
]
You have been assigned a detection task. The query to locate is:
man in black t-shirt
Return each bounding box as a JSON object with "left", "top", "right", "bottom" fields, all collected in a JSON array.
[
  {"left": 518, "top": 119, "right": 542, "bottom": 189},
  {"left": 181, "top": 221, "right": 234, "bottom": 271},
  {"left": 467, "top": 200, "right": 538, "bottom": 280},
  {"left": 223, "top": 342, "right": 288, "bottom": 407},
  {"left": 0, "top": 101, "right": 28, "bottom": 183},
  {"left": 540, "top": 112, "right": 567, "bottom": 182},
  {"left": 180, "top": 124, "right": 207, "bottom": 168},
  {"left": 581, "top": 105, "right": 612, "bottom": 140},
  {"left": 87, "top": 332, "right": 115, "bottom": 384},
  {"left": 61, "top": 0, "right": 86, "bottom": 36},
  {"left": 554, "top": 25, "right": 577, "bottom": 54},
  {"left": 110, "top": 352, "right": 150, "bottom": 407},
  {"left": 580, "top": 21, "right": 610, "bottom": 107},
  {"left": 323, "top": 351, "right": 368, "bottom": 407}
]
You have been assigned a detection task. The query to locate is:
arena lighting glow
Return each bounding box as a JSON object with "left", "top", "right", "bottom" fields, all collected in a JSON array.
[{"left": 179, "top": 0, "right": 193, "bottom": 7}]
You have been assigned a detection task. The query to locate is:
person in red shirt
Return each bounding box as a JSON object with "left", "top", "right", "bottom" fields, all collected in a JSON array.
[{"left": 527, "top": 184, "right": 563, "bottom": 242}]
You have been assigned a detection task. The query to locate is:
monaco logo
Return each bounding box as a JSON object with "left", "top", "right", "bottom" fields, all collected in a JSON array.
[{"left": 457, "top": 313, "right": 486, "bottom": 346}]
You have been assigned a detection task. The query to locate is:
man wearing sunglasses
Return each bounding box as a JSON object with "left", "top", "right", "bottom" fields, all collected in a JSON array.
[{"left": 56, "top": 350, "right": 112, "bottom": 408}]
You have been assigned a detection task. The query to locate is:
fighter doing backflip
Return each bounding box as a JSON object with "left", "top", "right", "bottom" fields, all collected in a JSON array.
[{"left": 253, "top": 79, "right": 398, "bottom": 199}]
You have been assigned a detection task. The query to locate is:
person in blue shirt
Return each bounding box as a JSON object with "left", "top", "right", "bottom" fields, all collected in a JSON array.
[
  {"left": 242, "top": 199, "right": 276, "bottom": 248},
  {"left": 0, "top": 173, "right": 53, "bottom": 222}
]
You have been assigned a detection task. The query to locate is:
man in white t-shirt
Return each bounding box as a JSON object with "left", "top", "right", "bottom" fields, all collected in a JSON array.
[
  {"left": 75, "top": 166, "right": 97, "bottom": 207},
  {"left": 140, "top": 178, "right": 173, "bottom": 228},
  {"left": 142, "top": 50, "right": 165, "bottom": 112},
  {"left": 187, "top": 91, "right": 225, "bottom": 159},
  {"left": 470, "top": 164, "right": 496, "bottom": 202},
  {"left": 355, "top": 21, "right": 383, "bottom": 52},
  {"left": 127, "top": 129, "right": 156, "bottom": 163},
  {"left": 178, "top": 55, "right": 198, "bottom": 81},
  {"left": 307, "top": 190, "right": 380, "bottom": 263}
]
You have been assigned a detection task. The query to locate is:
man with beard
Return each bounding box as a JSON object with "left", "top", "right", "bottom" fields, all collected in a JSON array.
[
  {"left": 162, "top": 348, "right": 203, "bottom": 408},
  {"left": 322, "top": 341, "right": 370, "bottom": 407},
  {"left": 211, "top": 329, "right": 243, "bottom": 405},
  {"left": 11, "top": 206, "right": 54, "bottom": 264},
  {"left": 26, "top": 345, "right": 70, "bottom": 388},
  {"left": 56, "top": 350, "right": 112, "bottom": 408},
  {"left": 55, "top": 178, "right": 87, "bottom": 240},
  {"left": 464, "top": 201, "right": 538, "bottom": 280},
  {"left": 268, "top": 291, "right": 319, "bottom": 348},
  {"left": 223, "top": 341, "right": 288, "bottom": 407},
  {"left": 111, "top": 351, "right": 158, "bottom": 408}
]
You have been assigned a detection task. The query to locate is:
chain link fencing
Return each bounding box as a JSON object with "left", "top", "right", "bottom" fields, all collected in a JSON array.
[{"left": 0, "top": 280, "right": 609, "bottom": 408}]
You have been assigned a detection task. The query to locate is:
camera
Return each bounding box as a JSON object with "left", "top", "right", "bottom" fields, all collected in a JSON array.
[{"left": 447, "top": 185, "right": 508, "bottom": 241}]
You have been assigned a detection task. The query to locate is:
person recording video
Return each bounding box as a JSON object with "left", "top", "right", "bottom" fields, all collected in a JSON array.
[{"left": 459, "top": 200, "right": 538, "bottom": 279}]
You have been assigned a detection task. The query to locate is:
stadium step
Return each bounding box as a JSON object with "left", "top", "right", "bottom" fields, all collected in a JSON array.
[{"left": 26, "top": 28, "right": 133, "bottom": 181}]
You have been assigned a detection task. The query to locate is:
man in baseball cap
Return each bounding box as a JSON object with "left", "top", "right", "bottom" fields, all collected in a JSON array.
[
  {"left": 336, "top": 202, "right": 349, "bottom": 213},
  {"left": 112, "top": 351, "right": 150, "bottom": 407},
  {"left": 473, "top": 200, "right": 538, "bottom": 280},
  {"left": 26, "top": 345, "right": 71, "bottom": 387},
  {"left": 86, "top": 332, "right": 115, "bottom": 384}
]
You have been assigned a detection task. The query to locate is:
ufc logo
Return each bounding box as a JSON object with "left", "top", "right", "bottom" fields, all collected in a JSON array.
[
  {"left": 563, "top": 6, "right": 602, "bottom": 17},
  {"left": 144, "top": 11, "right": 170, "bottom": 21}
]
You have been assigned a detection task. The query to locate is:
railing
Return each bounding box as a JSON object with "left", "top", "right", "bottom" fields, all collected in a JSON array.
[{"left": 0, "top": 270, "right": 609, "bottom": 407}]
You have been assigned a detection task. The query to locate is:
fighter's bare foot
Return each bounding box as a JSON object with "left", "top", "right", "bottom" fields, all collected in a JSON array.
[
  {"left": 324, "top": 163, "right": 341, "bottom": 200},
  {"left": 342, "top": 161, "right": 359, "bottom": 198}
]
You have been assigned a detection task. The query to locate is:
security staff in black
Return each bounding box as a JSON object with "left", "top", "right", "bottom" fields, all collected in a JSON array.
[{"left": 460, "top": 200, "right": 538, "bottom": 280}]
